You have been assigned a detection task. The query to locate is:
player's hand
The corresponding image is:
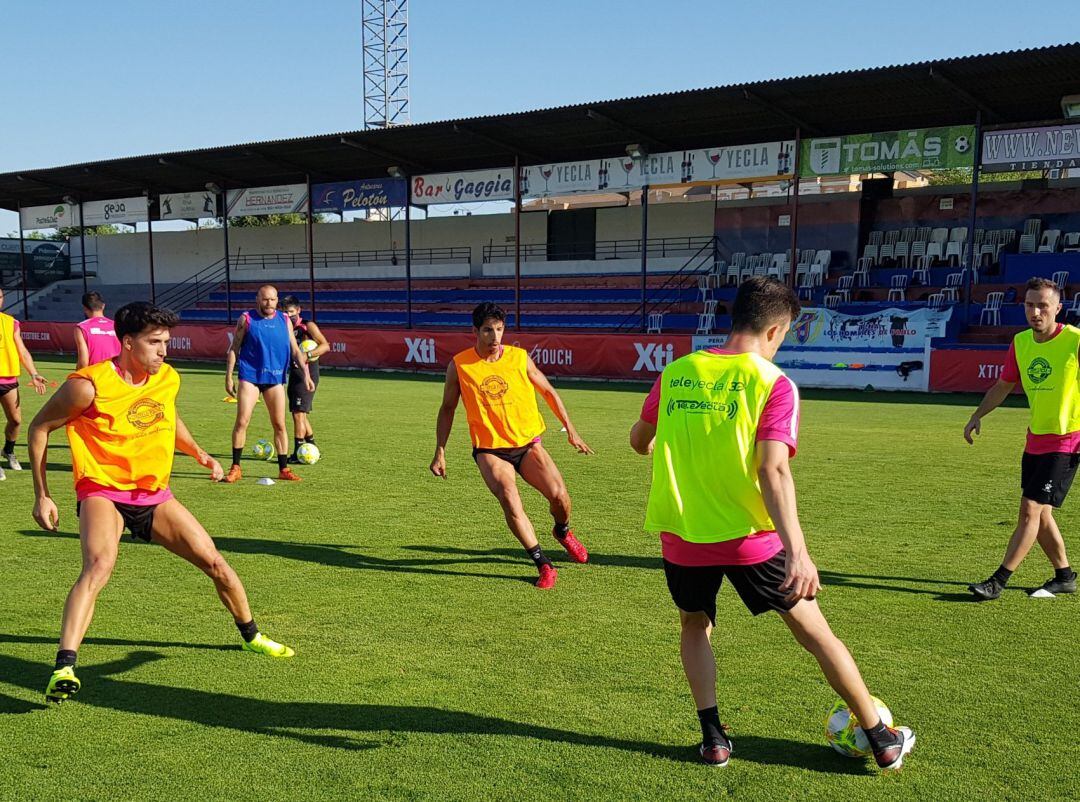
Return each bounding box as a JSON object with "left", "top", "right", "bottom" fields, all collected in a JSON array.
[
  {"left": 566, "top": 425, "right": 594, "bottom": 454},
  {"left": 305, "top": 376, "right": 315, "bottom": 393},
  {"left": 964, "top": 415, "right": 981, "bottom": 444},
  {"left": 225, "top": 376, "right": 236, "bottom": 398},
  {"left": 205, "top": 457, "right": 224, "bottom": 482},
  {"left": 429, "top": 452, "right": 447, "bottom": 479},
  {"left": 779, "top": 549, "right": 820, "bottom": 603},
  {"left": 33, "top": 496, "right": 59, "bottom": 531},
  {"left": 31, "top": 374, "right": 47, "bottom": 395}
]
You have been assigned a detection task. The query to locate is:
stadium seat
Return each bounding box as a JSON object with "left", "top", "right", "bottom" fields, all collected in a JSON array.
[
  {"left": 859, "top": 244, "right": 879, "bottom": 268},
  {"left": 1019, "top": 234, "right": 1038, "bottom": 254},
  {"left": 943, "top": 270, "right": 966, "bottom": 302},
  {"left": 887, "top": 274, "right": 909, "bottom": 302},
  {"left": 893, "top": 241, "right": 910, "bottom": 269},
  {"left": 1024, "top": 218, "right": 1043, "bottom": 239},
  {"left": 647, "top": 312, "right": 663, "bottom": 333},
  {"left": 1067, "top": 293, "right": 1080, "bottom": 322},
  {"left": 1063, "top": 232, "right": 1080, "bottom": 253},
  {"left": 927, "top": 292, "right": 946, "bottom": 310},
  {"left": 979, "top": 292, "right": 1004, "bottom": 326},
  {"left": 1038, "top": 230, "right": 1062, "bottom": 253},
  {"left": 697, "top": 274, "right": 714, "bottom": 302},
  {"left": 931, "top": 227, "right": 949, "bottom": 244},
  {"left": 923, "top": 241, "right": 944, "bottom": 268},
  {"left": 834, "top": 274, "right": 854, "bottom": 303},
  {"left": 868, "top": 230, "right": 883, "bottom": 246},
  {"left": 1053, "top": 270, "right": 1069, "bottom": 292},
  {"left": 696, "top": 311, "right": 715, "bottom": 334}
]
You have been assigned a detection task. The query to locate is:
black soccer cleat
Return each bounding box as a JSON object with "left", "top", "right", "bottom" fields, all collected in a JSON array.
[
  {"left": 873, "top": 726, "right": 916, "bottom": 771},
  {"left": 699, "top": 725, "right": 733, "bottom": 767},
  {"left": 1030, "top": 573, "right": 1077, "bottom": 596},
  {"left": 968, "top": 577, "right": 1004, "bottom": 601}
]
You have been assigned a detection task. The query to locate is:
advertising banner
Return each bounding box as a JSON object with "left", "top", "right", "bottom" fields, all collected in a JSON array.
[
  {"left": 160, "top": 191, "right": 218, "bottom": 220},
  {"left": 929, "top": 347, "right": 1021, "bottom": 393},
  {"left": 226, "top": 184, "right": 308, "bottom": 216},
  {"left": 82, "top": 196, "right": 148, "bottom": 226},
  {"left": 800, "top": 126, "right": 975, "bottom": 176},
  {"left": 19, "top": 203, "right": 80, "bottom": 230},
  {"left": 311, "top": 179, "right": 407, "bottom": 213},
  {"left": 411, "top": 168, "right": 515, "bottom": 205},
  {"left": 981, "top": 124, "right": 1080, "bottom": 172}
]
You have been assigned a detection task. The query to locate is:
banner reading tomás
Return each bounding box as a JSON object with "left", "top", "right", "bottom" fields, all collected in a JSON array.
[
  {"left": 981, "top": 124, "right": 1080, "bottom": 172},
  {"left": 226, "top": 184, "right": 308, "bottom": 216},
  {"left": 312, "top": 179, "right": 407, "bottom": 212},
  {"left": 800, "top": 126, "right": 975, "bottom": 176}
]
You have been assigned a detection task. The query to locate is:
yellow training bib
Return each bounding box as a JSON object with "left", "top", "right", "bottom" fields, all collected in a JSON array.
[
  {"left": 454, "top": 345, "right": 545, "bottom": 449},
  {"left": 1013, "top": 325, "right": 1080, "bottom": 435}
]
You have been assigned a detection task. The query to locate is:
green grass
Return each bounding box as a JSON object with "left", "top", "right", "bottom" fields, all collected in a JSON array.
[{"left": 1, "top": 356, "right": 1078, "bottom": 800}]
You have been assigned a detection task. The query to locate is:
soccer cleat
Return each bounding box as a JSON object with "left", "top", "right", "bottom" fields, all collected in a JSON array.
[
  {"left": 1031, "top": 573, "right": 1077, "bottom": 596},
  {"left": 700, "top": 724, "right": 733, "bottom": 767},
  {"left": 222, "top": 464, "right": 243, "bottom": 484},
  {"left": 3, "top": 452, "right": 21, "bottom": 470},
  {"left": 287, "top": 454, "right": 301, "bottom": 465},
  {"left": 45, "top": 666, "right": 81, "bottom": 704},
  {"left": 0, "top": 465, "right": 5, "bottom": 481},
  {"left": 555, "top": 528, "right": 589, "bottom": 564},
  {"left": 277, "top": 467, "right": 302, "bottom": 482},
  {"left": 968, "top": 577, "right": 1004, "bottom": 601},
  {"left": 535, "top": 563, "right": 558, "bottom": 589},
  {"left": 872, "top": 726, "right": 915, "bottom": 771},
  {"left": 241, "top": 632, "right": 295, "bottom": 658}
]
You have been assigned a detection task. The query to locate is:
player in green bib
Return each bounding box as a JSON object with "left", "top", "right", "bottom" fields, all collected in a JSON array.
[
  {"left": 965, "top": 277, "right": 1078, "bottom": 600},
  {"left": 631, "top": 277, "right": 914, "bottom": 770}
]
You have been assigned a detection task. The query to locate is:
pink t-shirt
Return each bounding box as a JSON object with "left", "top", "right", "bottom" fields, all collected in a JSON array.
[
  {"left": 77, "top": 316, "right": 121, "bottom": 366},
  {"left": 640, "top": 347, "right": 799, "bottom": 566},
  {"left": 1, "top": 319, "right": 20, "bottom": 381},
  {"left": 1001, "top": 324, "right": 1080, "bottom": 455}
]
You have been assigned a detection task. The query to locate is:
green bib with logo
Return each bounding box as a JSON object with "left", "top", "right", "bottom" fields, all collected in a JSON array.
[
  {"left": 645, "top": 350, "right": 783, "bottom": 543},
  {"left": 1013, "top": 325, "right": 1080, "bottom": 435}
]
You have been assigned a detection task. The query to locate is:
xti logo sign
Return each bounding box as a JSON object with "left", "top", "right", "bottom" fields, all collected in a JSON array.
[
  {"left": 978, "top": 363, "right": 1004, "bottom": 380},
  {"left": 633, "top": 343, "right": 674, "bottom": 372},
  {"left": 405, "top": 337, "right": 437, "bottom": 364}
]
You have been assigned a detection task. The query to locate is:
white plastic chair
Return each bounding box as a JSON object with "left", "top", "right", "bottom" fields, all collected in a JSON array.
[
  {"left": 1038, "top": 230, "right": 1062, "bottom": 253},
  {"left": 887, "top": 274, "right": 909, "bottom": 302},
  {"left": 943, "top": 270, "right": 966, "bottom": 302},
  {"left": 868, "top": 230, "right": 883, "bottom": 246},
  {"left": 647, "top": 313, "right": 663, "bottom": 334},
  {"left": 1024, "top": 218, "right": 1042, "bottom": 238},
  {"left": 834, "top": 274, "right": 854, "bottom": 303},
  {"left": 702, "top": 298, "right": 718, "bottom": 316},
  {"left": 1063, "top": 233, "right": 1080, "bottom": 253},
  {"left": 859, "top": 244, "right": 879, "bottom": 269},
  {"left": 979, "top": 292, "right": 1004, "bottom": 326},
  {"left": 945, "top": 240, "right": 963, "bottom": 266},
  {"left": 930, "top": 227, "right": 949, "bottom": 244},
  {"left": 1018, "top": 234, "right": 1037, "bottom": 254},
  {"left": 1053, "top": 271, "right": 1069, "bottom": 292},
  {"left": 893, "top": 241, "right": 911, "bottom": 269},
  {"left": 697, "top": 274, "right": 714, "bottom": 302},
  {"left": 927, "top": 292, "right": 946, "bottom": 310},
  {"left": 824, "top": 293, "right": 840, "bottom": 309},
  {"left": 696, "top": 312, "right": 715, "bottom": 334}
]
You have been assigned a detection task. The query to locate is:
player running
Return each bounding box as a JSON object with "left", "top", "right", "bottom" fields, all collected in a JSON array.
[
  {"left": 430, "top": 302, "right": 592, "bottom": 589},
  {"left": 0, "top": 287, "right": 48, "bottom": 480},
  {"left": 280, "top": 295, "right": 329, "bottom": 463},
  {"left": 223, "top": 284, "right": 313, "bottom": 482},
  {"left": 964, "top": 276, "right": 1077, "bottom": 600},
  {"left": 28, "top": 302, "right": 294, "bottom": 704},
  {"left": 630, "top": 277, "right": 914, "bottom": 769},
  {"left": 74, "top": 291, "right": 121, "bottom": 369}
]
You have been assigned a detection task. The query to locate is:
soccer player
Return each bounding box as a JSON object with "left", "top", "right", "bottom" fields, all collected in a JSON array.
[
  {"left": 223, "top": 284, "right": 313, "bottom": 482},
  {"left": 430, "top": 302, "right": 592, "bottom": 589},
  {"left": 74, "top": 290, "right": 121, "bottom": 369},
  {"left": 964, "top": 276, "right": 1078, "bottom": 600},
  {"left": 0, "top": 287, "right": 48, "bottom": 480},
  {"left": 28, "top": 302, "right": 294, "bottom": 704},
  {"left": 280, "top": 295, "right": 329, "bottom": 463},
  {"left": 630, "top": 277, "right": 914, "bottom": 769}
]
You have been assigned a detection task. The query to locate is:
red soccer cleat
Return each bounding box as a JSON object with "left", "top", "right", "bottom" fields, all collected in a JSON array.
[
  {"left": 277, "top": 468, "right": 303, "bottom": 482},
  {"left": 556, "top": 529, "right": 589, "bottom": 564},
  {"left": 222, "top": 464, "right": 243, "bottom": 484},
  {"left": 535, "top": 564, "right": 558, "bottom": 589}
]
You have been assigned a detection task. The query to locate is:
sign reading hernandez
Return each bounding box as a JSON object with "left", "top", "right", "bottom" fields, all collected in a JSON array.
[
  {"left": 160, "top": 191, "right": 218, "bottom": 220},
  {"left": 226, "top": 184, "right": 308, "bottom": 216},
  {"left": 312, "top": 179, "right": 407, "bottom": 212},
  {"left": 82, "top": 196, "right": 148, "bottom": 226},
  {"left": 981, "top": 124, "right": 1080, "bottom": 172},
  {"left": 800, "top": 126, "right": 975, "bottom": 176},
  {"left": 19, "top": 203, "right": 80, "bottom": 230}
]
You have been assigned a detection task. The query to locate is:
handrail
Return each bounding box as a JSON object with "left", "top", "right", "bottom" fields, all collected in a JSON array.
[
  {"left": 233, "top": 247, "right": 471, "bottom": 270},
  {"left": 616, "top": 236, "right": 719, "bottom": 332},
  {"left": 483, "top": 236, "right": 713, "bottom": 263},
  {"left": 155, "top": 257, "right": 228, "bottom": 312}
]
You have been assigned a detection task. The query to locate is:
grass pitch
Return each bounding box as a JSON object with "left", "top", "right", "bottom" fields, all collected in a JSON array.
[{"left": 0, "top": 356, "right": 1077, "bottom": 800}]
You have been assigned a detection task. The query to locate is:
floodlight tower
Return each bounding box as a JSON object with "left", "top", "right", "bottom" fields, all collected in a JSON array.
[{"left": 362, "top": 0, "right": 410, "bottom": 129}]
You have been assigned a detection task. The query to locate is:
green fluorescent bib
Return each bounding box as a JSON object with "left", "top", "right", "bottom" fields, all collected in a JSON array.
[
  {"left": 645, "top": 350, "right": 783, "bottom": 543},
  {"left": 1014, "top": 325, "right": 1080, "bottom": 435}
]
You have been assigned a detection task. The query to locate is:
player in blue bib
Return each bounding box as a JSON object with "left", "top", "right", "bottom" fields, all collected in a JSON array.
[{"left": 224, "top": 284, "right": 313, "bottom": 483}]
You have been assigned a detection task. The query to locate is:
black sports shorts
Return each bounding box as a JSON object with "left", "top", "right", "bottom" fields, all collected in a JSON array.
[
  {"left": 1021, "top": 451, "right": 1080, "bottom": 507},
  {"left": 0, "top": 380, "right": 18, "bottom": 400},
  {"left": 472, "top": 441, "right": 536, "bottom": 474},
  {"left": 76, "top": 499, "right": 158, "bottom": 543},
  {"left": 663, "top": 550, "right": 803, "bottom": 624},
  {"left": 288, "top": 366, "right": 319, "bottom": 413}
]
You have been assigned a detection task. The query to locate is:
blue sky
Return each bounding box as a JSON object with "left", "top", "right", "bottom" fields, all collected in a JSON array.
[{"left": 1, "top": 0, "right": 1075, "bottom": 232}]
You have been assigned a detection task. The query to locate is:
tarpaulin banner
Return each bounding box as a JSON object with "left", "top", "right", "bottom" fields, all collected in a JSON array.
[
  {"left": 160, "top": 191, "right": 218, "bottom": 220},
  {"left": 981, "top": 124, "right": 1080, "bottom": 172},
  {"left": 929, "top": 347, "right": 1020, "bottom": 393},
  {"left": 226, "top": 184, "right": 308, "bottom": 216},
  {"left": 19, "top": 203, "right": 80, "bottom": 230},
  {"left": 786, "top": 306, "right": 951, "bottom": 350},
  {"left": 411, "top": 168, "right": 515, "bottom": 205},
  {"left": 800, "top": 126, "right": 975, "bottom": 176},
  {"left": 82, "top": 196, "right": 148, "bottom": 226},
  {"left": 311, "top": 179, "right": 407, "bottom": 213}
]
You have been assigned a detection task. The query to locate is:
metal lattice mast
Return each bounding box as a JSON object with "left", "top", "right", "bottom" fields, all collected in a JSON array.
[{"left": 362, "top": 0, "right": 410, "bottom": 129}]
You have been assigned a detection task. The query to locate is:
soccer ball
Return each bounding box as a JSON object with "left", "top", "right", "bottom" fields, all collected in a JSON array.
[
  {"left": 300, "top": 339, "right": 319, "bottom": 362},
  {"left": 296, "top": 442, "right": 321, "bottom": 465},
  {"left": 954, "top": 135, "right": 970, "bottom": 154},
  {"left": 826, "top": 696, "right": 893, "bottom": 757},
  {"left": 251, "top": 439, "right": 275, "bottom": 460}
]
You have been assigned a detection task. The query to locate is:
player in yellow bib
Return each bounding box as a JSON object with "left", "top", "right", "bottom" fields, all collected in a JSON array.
[
  {"left": 0, "top": 287, "right": 49, "bottom": 480},
  {"left": 27, "top": 303, "right": 294, "bottom": 705},
  {"left": 430, "top": 303, "right": 593, "bottom": 589},
  {"left": 630, "top": 278, "right": 914, "bottom": 769},
  {"left": 965, "top": 277, "right": 1077, "bottom": 600}
]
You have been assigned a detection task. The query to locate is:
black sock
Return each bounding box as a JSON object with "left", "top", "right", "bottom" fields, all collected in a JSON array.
[
  {"left": 231, "top": 447, "right": 242, "bottom": 466},
  {"left": 863, "top": 719, "right": 898, "bottom": 752},
  {"left": 236, "top": 619, "right": 259, "bottom": 643},
  {"left": 991, "top": 565, "right": 1013, "bottom": 586},
  {"left": 304, "top": 435, "right": 315, "bottom": 444},
  {"left": 277, "top": 454, "right": 288, "bottom": 471},
  {"left": 54, "top": 649, "right": 77, "bottom": 670},
  {"left": 2, "top": 439, "right": 14, "bottom": 456},
  {"left": 553, "top": 522, "right": 570, "bottom": 539},
  {"left": 697, "top": 706, "right": 726, "bottom": 746},
  {"left": 1055, "top": 566, "right": 1076, "bottom": 581},
  {"left": 526, "top": 545, "right": 552, "bottom": 570},
  {"left": 293, "top": 438, "right": 304, "bottom": 455}
]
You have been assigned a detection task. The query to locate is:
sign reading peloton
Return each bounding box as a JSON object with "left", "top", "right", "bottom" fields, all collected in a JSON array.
[
  {"left": 226, "top": 184, "right": 309, "bottom": 216},
  {"left": 800, "top": 126, "right": 975, "bottom": 176},
  {"left": 981, "top": 124, "right": 1080, "bottom": 172},
  {"left": 312, "top": 179, "right": 407, "bottom": 212},
  {"left": 82, "top": 196, "right": 149, "bottom": 226}
]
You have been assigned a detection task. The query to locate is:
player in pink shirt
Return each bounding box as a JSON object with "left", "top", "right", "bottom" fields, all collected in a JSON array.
[
  {"left": 0, "top": 287, "right": 48, "bottom": 478},
  {"left": 74, "top": 291, "right": 121, "bottom": 369}
]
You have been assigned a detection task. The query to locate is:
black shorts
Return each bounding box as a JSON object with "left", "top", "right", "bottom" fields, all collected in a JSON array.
[
  {"left": 663, "top": 550, "right": 800, "bottom": 624},
  {"left": 254, "top": 382, "right": 283, "bottom": 394},
  {"left": 288, "top": 367, "right": 319, "bottom": 413},
  {"left": 1021, "top": 451, "right": 1080, "bottom": 507},
  {"left": 0, "top": 381, "right": 18, "bottom": 400},
  {"left": 76, "top": 499, "right": 158, "bottom": 543},
  {"left": 472, "top": 442, "right": 536, "bottom": 474}
]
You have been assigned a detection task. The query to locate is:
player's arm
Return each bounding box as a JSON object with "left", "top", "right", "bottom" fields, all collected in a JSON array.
[
  {"left": 304, "top": 320, "right": 331, "bottom": 360},
  {"left": 74, "top": 326, "right": 89, "bottom": 370},
  {"left": 430, "top": 363, "right": 461, "bottom": 478},
  {"left": 964, "top": 379, "right": 1017, "bottom": 444},
  {"left": 285, "top": 315, "right": 314, "bottom": 392},
  {"left": 630, "top": 419, "right": 656, "bottom": 455},
  {"left": 175, "top": 414, "right": 224, "bottom": 481},
  {"left": 526, "top": 357, "right": 593, "bottom": 454},
  {"left": 28, "top": 377, "right": 96, "bottom": 530},
  {"left": 225, "top": 315, "right": 247, "bottom": 397},
  {"left": 14, "top": 324, "right": 47, "bottom": 395},
  {"left": 756, "top": 438, "right": 820, "bottom": 603}
]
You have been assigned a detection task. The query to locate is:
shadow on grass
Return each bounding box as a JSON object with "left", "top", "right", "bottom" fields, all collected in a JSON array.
[
  {"left": 0, "top": 633, "right": 236, "bottom": 652},
  {"left": 0, "top": 650, "right": 868, "bottom": 773},
  {"left": 402, "top": 544, "right": 662, "bottom": 570},
  {"left": 0, "top": 689, "right": 45, "bottom": 715}
]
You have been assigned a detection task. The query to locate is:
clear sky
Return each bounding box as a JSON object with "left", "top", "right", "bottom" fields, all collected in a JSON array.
[{"left": 1, "top": 0, "right": 1075, "bottom": 233}]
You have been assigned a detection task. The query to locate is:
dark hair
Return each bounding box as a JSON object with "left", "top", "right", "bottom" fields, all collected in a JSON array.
[
  {"left": 731, "top": 276, "right": 801, "bottom": 333},
  {"left": 114, "top": 302, "right": 180, "bottom": 341},
  {"left": 280, "top": 295, "right": 301, "bottom": 309},
  {"left": 81, "top": 291, "right": 106, "bottom": 311},
  {"left": 1025, "top": 277, "right": 1061, "bottom": 298},
  {"left": 472, "top": 302, "right": 506, "bottom": 328}
]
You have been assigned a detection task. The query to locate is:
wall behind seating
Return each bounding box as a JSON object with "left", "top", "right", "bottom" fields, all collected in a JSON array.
[
  {"left": 870, "top": 186, "right": 1080, "bottom": 236},
  {"left": 713, "top": 195, "right": 860, "bottom": 268}
]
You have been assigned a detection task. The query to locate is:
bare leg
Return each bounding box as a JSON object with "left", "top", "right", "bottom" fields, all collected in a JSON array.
[
  {"left": 261, "top": 384, "right": 290, "bottom": 458},
  {"left": 475, "top": 453, "right": 538, "bottom": 549},
  {"left": 291, "top": 411, "right": 311, "bottom": 442},
  {"left": 231, "top": 381, "right": 260, "bottom": 454},
  {"left": 1036, "top": 506, "right": 1070, "bottom": 570},
  {"left": 678, "top": 610, "right": 717, "bottom": 710},
  {"left": 150, "top": 498, "right": 253, "bottom": 622},
  {"left": 518, "top": 444, "right": 571, "bottom": 526},
  {"left": 0, "top": 388, "right": 21, "bottom": 445},
  {"left": 781, "top": 599, "right": 881, "bottom": 729},
  {"left": 1002, "top": 497, "right": 1046, "bottom": 571},
  {"left": 58, "top": 497, "right": 124, "bottom": 651}
]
